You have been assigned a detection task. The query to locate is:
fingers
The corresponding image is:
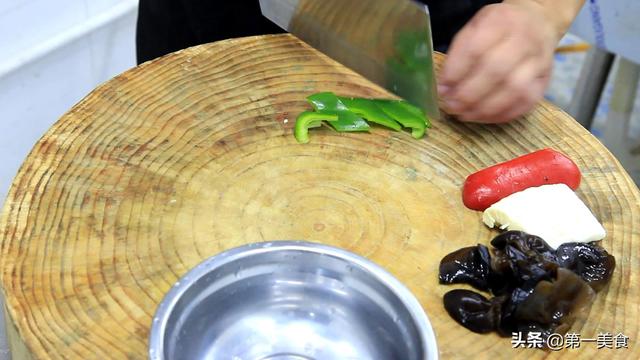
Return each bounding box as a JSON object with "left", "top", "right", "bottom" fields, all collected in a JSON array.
[
  {"left": 444, "top": 35, "right": 532, "bottom": 114},
  {"left": 498, "top": 75, "right": 549, "bottom": 121},
  {"left": 457, "top": 59, "right": 550, "bottom": 123},
  {"left": 438, "top": 3, "right": 559, "bottom": 124},
  {"left": 439, "top": 7, "right": 506, "bottom": 88}
]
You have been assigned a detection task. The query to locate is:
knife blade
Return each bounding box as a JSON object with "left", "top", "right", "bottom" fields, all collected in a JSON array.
[{"left": 259, "top": 0, "right": 440, "bottom": 120}]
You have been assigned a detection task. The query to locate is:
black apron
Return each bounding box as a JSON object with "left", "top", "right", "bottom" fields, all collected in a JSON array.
[
  {"left": 425, "top": 0, "right": 501, "bottom": 52},
  {"left": 136, "top": 0, "right": 501, "bottom": 64}
]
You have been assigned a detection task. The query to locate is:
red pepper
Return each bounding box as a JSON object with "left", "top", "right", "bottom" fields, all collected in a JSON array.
[{"left": 462, "top": 148, "right": 582, "bottom": 211}]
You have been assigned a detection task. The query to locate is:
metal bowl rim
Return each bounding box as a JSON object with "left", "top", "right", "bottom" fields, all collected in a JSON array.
[{"left": 148, "top": 240, "right": 439, "bottom": 360}]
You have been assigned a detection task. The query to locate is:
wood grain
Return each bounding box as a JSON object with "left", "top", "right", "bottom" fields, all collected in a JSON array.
[{"left": 0, "top": 34, "right": 638, "bottom": 359}]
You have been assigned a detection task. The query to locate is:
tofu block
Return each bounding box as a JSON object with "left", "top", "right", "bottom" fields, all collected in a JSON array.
[{"left": 482, "top": 183, "right": 606, "bottom": 249}]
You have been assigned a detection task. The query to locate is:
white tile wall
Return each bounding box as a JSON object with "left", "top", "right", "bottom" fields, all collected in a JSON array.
[
  {"left": 0, "top": 0, "right": 28, "bottom": 15},
  {"left": 88, "top": 11, "right": 139, "bottom": 84},
  {"left": 86, "top": 0, "right": 127, "bottom": 17},
  {"left": 0, "top": 0, "right": 138, "bottom": 204},
  {"left": 0, "top": 0, "right": 86, "bottom": 59}
]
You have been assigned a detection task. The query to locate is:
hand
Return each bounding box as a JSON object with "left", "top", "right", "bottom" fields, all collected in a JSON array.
[{"left": 438, "top": 2, "right": 560, "bottom": 123}]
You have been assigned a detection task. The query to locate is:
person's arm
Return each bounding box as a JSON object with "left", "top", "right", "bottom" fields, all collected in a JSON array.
[
  {"left": 509, "top": 0, "right": 585, "bottom": 40},
  {"left": 438, "top": 0, "right": 585, "bottom": 123}
]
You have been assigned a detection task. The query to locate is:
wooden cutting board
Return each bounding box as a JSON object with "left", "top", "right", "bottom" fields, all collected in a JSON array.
[{"left": 1, "top": 34, "right": 638, "bottom": 359}]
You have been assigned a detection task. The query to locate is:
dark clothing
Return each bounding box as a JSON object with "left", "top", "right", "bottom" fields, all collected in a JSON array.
[
  {"left": 426, "top": 0, "right": 501, "bottom": 51},
  {"left": 136, "top": 0, "right": 501, "bottom": 64},
  {"left": 136, "top": 1, "right": 283, "bottom": 64}
]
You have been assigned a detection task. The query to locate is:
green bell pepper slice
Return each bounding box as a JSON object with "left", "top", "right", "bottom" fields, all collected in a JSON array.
[
  {"left": 327, "top": 113, "right": 370, "bottom": 132},
  {"left": 307, "top": 92, "right": 370, "bottom": 133},
  {"left": 294, "top": 111, "right": 338, "bottom": 144},
  {"left": 374, "top": 99, "right": 428, "bottom": 139},
  {"left": 394, "top": 100, "right": 432, "bottom": 129},
  {"left": 307, "top": 92, "right": 350, "bottom": 112},
  {"left": 295, "top": 91, "right": 432, "bottom": 143},
  {"left": 337, "top": 97, "right": 402, "bottom": 131}
]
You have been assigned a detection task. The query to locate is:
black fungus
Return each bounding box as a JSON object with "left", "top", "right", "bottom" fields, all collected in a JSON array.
[
  {"left": 443, "top": 289, "right": 502, "bottom": 334},
  {"left": 490, "top": 231, "right": 558, "bottom": 264},
  {"left": 556, "top": 242, "right": 616, "bottom": 292},
  {"left": 490, "top": 231, "right": 558, "bottom": 295},
  {"left": 438, "top": 230, "right": 614, "bottom": 341},
  {"left": 514, "top": 268, "right": 595, "bottom": 336},
  {"left": 439, "top": 245, "right": 492, "bottom": 291},
  {"left": 495, "top": 287, "right": 533, "bottom": 336}
]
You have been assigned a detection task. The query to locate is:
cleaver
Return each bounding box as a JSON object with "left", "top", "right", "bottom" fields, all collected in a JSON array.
[{"left": 259, "top": 0, "right": 440, "bottom": 120}]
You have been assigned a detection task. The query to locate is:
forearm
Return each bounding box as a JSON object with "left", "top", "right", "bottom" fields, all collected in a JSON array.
[{"left": 505, "top": 0, "right": 585, "bottom": 41}]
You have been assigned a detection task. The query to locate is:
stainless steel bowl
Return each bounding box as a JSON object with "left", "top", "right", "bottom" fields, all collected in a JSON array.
[{"left": 149, "top": 241, "right": 438, "bottom": 360}]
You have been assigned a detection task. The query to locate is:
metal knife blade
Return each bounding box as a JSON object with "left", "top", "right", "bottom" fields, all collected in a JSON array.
[{"left": 259, "top": 0, "right": 440, "bottom": 120}]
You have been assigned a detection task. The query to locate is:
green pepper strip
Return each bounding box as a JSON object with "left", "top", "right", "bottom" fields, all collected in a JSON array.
[
  {"left": 307, "top": 92, "right": 349, "bottom": 112},
  {"left": 298, "top": 92, "right": 431, "bottom": 143},
  {"left": 374, "top": 99, "right": 427, "bottom": 139},
  {"left": 327, "top": 113, "right": 370, "bottom": 132},
  {"left": 294, "top": 111, "right": 338, "bottom": 144},
  {"left": 307, "top": 92, "right": 370, "bottom": 133},
  {"left": 337, "top": 97, "right": 402, "bottom": 131},
  {"left": 394, "top": 100, "right": 432, "bottom": 129}
]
